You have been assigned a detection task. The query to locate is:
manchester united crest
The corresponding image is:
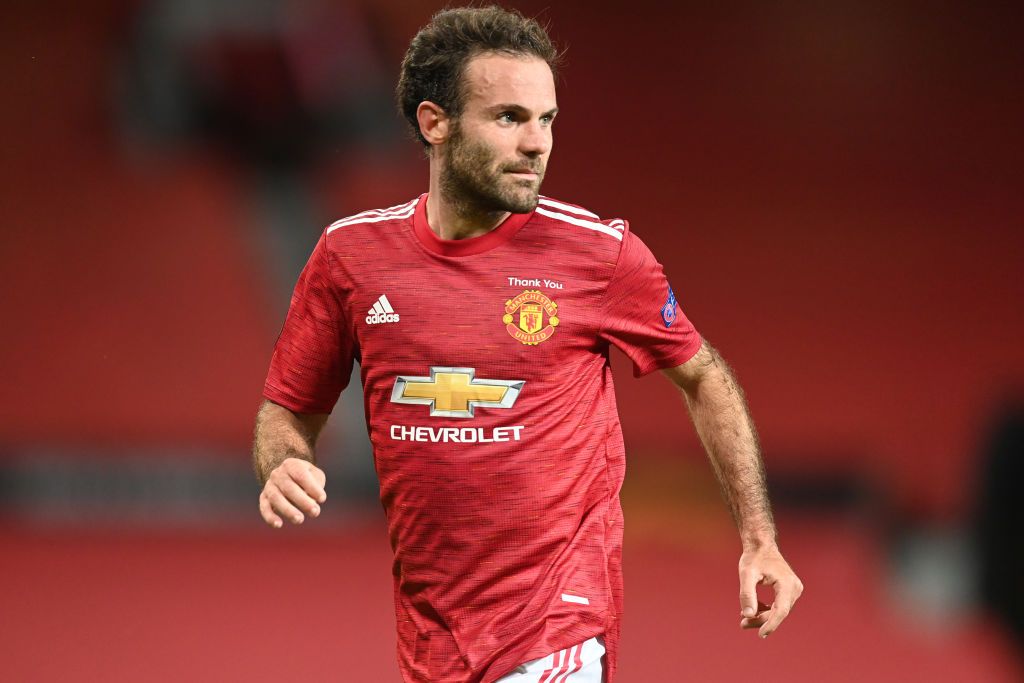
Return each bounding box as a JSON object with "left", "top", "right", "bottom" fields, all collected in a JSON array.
[{"left": 503, "top": 290, "right": 559, "bottom": 345}]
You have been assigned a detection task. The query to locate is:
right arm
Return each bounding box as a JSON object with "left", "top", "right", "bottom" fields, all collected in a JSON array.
[
  {"left": 257, "top": 230, "right": 353, "bottom": 527},
  {"left": 252, "top": 399, "right": 330, "bottom": 528}
]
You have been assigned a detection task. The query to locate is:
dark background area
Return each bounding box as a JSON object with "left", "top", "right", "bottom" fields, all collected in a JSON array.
[{"left": 1, "top": 0, "right": 1021, "bottom": 680}]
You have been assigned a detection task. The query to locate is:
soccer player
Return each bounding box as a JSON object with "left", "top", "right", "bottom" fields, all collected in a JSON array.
[{"left": 253, "top": 6, "right": 802, "bottom": 682}]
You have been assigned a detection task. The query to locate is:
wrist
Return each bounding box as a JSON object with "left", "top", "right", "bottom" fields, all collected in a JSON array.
[{"left": 740, "top": 529, "right": 778, "bottom": 553}]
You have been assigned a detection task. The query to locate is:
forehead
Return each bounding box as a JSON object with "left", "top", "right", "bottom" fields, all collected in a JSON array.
[{"left": 461, "top": 52, "right": 556, "bottom": 110}]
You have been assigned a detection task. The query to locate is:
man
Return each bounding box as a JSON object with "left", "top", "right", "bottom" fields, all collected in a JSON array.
[{"left": 253, "top": 6, "right": 802, "bottom": 682}]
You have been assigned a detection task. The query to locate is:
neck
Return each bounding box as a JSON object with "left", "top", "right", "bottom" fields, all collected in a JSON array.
[{"left": 427, "top": 155, "right": 509, "bottom": 240}]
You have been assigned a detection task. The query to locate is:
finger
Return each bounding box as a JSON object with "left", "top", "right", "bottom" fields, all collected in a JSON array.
[
  {"left": 289, "top": 462, "right": 327, "bottom": 504},
  {"left": 277, "top": 478, "right": 321, "bottom": 518},
  {"left": 739, "top": 601, "right": 771, "bottom": 628},
  {"left": 267, "top": 487, "right": 305, "bottom": 524},
  {"left": 759, "top": 582, "right": 798, "bottom": 638},
  {"left": 307, "top": 463, "right": 327, "bottom": 492},
  {"left": 739, "top": 568, "right": 761, "bottom": 618},
  {"left": 259, "top": 491, "right": 283, "bottom": 529}
]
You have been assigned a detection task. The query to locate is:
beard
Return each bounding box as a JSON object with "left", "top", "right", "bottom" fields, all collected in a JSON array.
[{"left": 440, "top": 124, "right": 546, "bottom": 215}]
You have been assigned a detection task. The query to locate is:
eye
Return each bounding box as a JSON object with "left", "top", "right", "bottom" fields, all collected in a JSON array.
[
  {"left": 498, "top": 111, "right": 516, "bottom": 123},
  {"left": 541, "top": 114, "right": 555, "bottom": 126}
]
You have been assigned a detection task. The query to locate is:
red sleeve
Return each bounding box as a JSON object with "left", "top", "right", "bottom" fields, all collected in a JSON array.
[
  {"left": 598, "top": 224, "right": 702, "bottom": 376},
  {"left": 263, "top": 232, "right": 355, "bottom": 413}
]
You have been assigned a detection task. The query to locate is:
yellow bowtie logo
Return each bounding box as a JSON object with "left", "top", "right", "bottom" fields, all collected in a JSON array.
[{"left": 390, "top": 367, "right": 525, "bottom": 418}]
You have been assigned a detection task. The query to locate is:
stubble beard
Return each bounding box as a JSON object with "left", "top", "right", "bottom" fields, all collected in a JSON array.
[{"left": 440, "top": 125, "right": 545, "bottom": 217}]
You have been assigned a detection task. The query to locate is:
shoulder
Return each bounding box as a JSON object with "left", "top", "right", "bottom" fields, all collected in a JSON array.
[
  {"left": 321, "top": 195, "right": 422, "bottom": 249},
  {"left": 532, "top": 196, "right": 628, "bottom": 246},
  {"left": 532, "top": 196, "right": 667, "bottom": 277},
  {"left": 531, "top": 197, "right": 635, "bottom": 280}
]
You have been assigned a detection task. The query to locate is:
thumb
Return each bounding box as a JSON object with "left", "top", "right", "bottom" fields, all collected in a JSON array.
[{"left": 739, "top": 569, "right": 760, "bottom": 618}]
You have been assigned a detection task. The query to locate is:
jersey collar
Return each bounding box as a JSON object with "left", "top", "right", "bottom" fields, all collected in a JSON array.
[{"left": 411, "top": 193, "right": 534, "bottom": 257}]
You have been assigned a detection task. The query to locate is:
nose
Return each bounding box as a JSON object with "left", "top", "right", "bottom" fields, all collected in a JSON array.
[{"left": 519, "top": 119, "right": 551, "bottom": 157}]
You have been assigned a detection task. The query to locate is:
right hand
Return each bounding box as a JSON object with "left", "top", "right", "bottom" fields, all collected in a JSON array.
[{"left": 259, "top": 458, "right": 327, "bottom": 528}]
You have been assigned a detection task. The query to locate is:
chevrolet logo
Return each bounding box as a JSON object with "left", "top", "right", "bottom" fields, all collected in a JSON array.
[{"left": 390, "top": 367, "right": 525, "bottom": 418}]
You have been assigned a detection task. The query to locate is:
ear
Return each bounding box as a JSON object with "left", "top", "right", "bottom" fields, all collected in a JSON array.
[{"left": 416, "top": 101, "right": 450, "bottom": 147}]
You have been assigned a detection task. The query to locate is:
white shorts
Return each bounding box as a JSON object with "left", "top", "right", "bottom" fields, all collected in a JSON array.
[{"left": 495, "top": 636, "right": 605, "bottom": 682}]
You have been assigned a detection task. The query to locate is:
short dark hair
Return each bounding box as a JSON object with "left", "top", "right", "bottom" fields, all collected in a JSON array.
[{"left": 396, "top": 5, "right": 561, "bottom": 148}]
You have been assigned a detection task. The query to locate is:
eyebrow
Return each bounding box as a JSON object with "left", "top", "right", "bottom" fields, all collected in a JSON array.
[{"left": 488, "top": 104, "right": 560, "bottom": 117}]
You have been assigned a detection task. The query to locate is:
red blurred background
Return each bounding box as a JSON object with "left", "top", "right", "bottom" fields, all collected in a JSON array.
[{"left": 1, "top": 0, "right": 1021, "bottom": 680}]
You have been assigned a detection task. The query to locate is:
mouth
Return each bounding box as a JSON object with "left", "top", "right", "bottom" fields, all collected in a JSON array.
[{"left": 505, "top": 169, "right": 540, "bottom": 181}]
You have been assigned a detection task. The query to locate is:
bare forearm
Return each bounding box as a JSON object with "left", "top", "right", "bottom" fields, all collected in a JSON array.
[
  {"left": 251, "top": 400, "right": 326, "bottom": 485},
  {"left": 680, "top": 347, "right": 776, "bottom": 549},
  {"left": 664, "top": 343, "right": 801, "bottom": 635}
]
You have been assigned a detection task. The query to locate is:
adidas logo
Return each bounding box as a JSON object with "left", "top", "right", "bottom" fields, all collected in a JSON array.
[{"left": 366, "top": 294, "right": 400, "bottom": 325}]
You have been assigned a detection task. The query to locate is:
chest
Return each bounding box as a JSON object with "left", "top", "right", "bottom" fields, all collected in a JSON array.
[{"left": 346, "top": 256, "right": 604, "bottom": 380}]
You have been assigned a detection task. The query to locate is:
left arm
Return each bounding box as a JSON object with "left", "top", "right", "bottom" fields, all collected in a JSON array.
[{"left": 662, "top": 339, "right": 804, "bottom": 638}]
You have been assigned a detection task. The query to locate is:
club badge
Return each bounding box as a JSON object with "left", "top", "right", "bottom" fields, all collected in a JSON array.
[{"left": 503, "top": 290, "right": 559, "bottom": 345}]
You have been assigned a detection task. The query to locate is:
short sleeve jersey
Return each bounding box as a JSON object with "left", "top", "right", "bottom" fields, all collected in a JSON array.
[{"left": 264, "top": 194, "right": 701, "bottom": 683}]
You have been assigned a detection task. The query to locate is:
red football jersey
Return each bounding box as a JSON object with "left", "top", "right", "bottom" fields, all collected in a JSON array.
[{"left": 263, "top": 194, "right": 702, "bottom": 682}]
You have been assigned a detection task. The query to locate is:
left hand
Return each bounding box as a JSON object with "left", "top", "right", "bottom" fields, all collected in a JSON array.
[{"left": 738, "top": 544, "right": 803, "bottom": 638}]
